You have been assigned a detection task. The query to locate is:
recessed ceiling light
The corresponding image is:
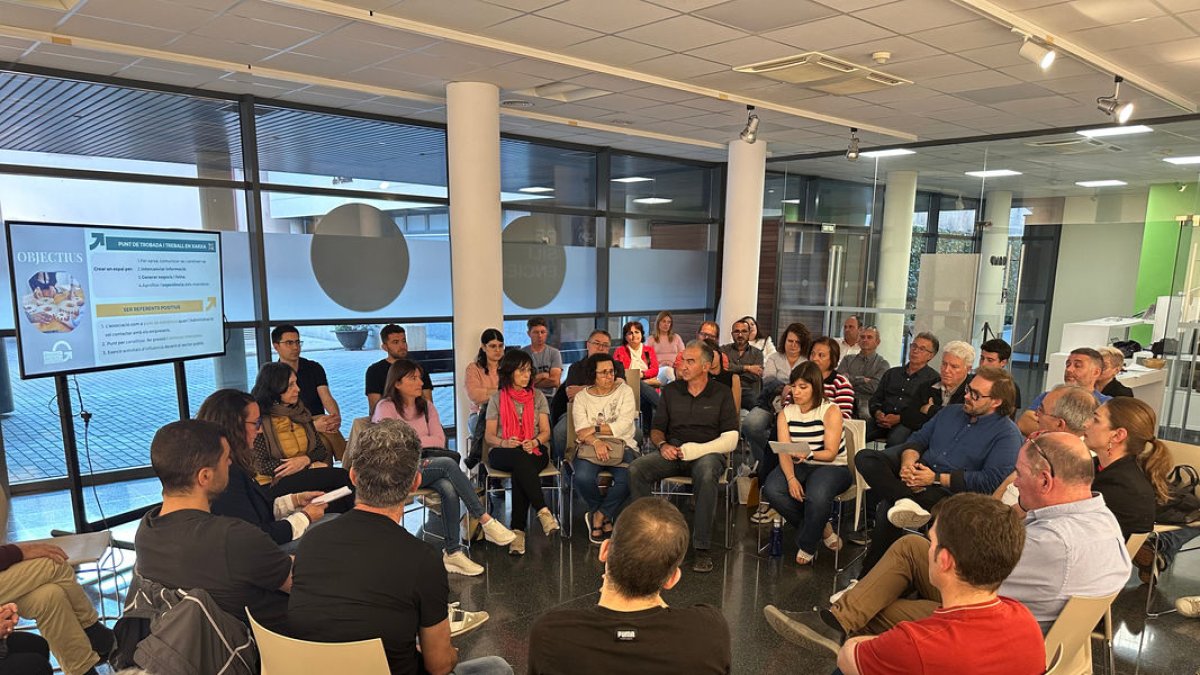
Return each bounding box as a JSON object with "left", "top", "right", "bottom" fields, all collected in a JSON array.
[
  {"left": 500, "top": 99, "right": 533, "bottom": 108},
  {"left": 633, "top": 197, "right": 673, "bottom": 204},
  {"left": 518, "top": 186, "right": 554, "bottom": 193},
  {"left": 781, "top": 199, "right": 802, "bottom": 204},
  {"left": 612, "top": 176, "right": 653, "bottom": 183},
  {"left": 1075, "top": 180, "right": 1127, "bottom": 188},
  {"left": 1076, "top": 125, "right": 1153, "bottom": 138},
  {"left": 1164, "top": 156, "right": 1200, "bottom": 165},
  {"left": 860, "top": 148, "right": 916, "bottom": 158},
  {"left": 965, "top": 170, "right": 1022, "bottom": 178}
]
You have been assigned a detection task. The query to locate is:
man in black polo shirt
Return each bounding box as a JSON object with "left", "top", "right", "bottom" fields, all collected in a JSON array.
[
  {"left": 866, "top": 332, "right": 940, "bottom": 445},
  {"left": 550, "top": 329, "right": 625, "bottom": 460},
  {"left": 365, "top": 324, "right": 433, "bottom": 416},
  {"left": 272, "top": 325, "right": 341, "bottom": 435},
  {"left": 629, "top": 341, "right": 739, "bottom": 574}
]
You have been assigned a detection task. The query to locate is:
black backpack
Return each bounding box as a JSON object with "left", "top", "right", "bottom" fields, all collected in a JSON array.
[{"left": 1156, "top": 465, "right": 1200, "bottom": 524}]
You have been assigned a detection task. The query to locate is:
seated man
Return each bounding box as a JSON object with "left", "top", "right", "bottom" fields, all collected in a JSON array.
[
  {"left": 672, "top": 321, "right": 729, "bottom": 372},
  {"left": 630, "top": 341, "right": 739, "bottom": 574},
  {"left": 365, "top": 324, "right": 433, "bottom": 416},
  {"left": 721, "top": 319, "right": 763, "bottom": 411},
  {"left": 528, "top": 497, "right": 731, "bottom": 674},
  {"left": 0, "top": 542, "right": 113, "bottom": 675},
  {"left": 979, "top": 338, "right": 1021, "bottom": 412},
  {"left": 1017, "top": 347, "right": 1110, "bottom": 436},
  {"left": 995, "top": 384, "right": 1095, "bottom": 506},
  {"left": 838, "top": 325, "right": 889, "bottom": 420},
  {"left": 549, "top": 330, "right": 626, "bottom": 460},
  {"left": 523, "top": 316, "right": 563, "bottom": 400},
  {"left": 896, "top": 340, "right": 974, "bottom": 435},
  {"left": 866, "top": 332, "right": 940, "bottom": 445},
  {"left": 290, "top": 419, "right": 512, "bottom": 675},
  {"left": 855, "top": 367, "right": 1023, "bottom": 575},
  {"left": 765, "top": 432, "right": 1130, "bottom": 651},
  {"left": 772, "top": 493, "right": 1043, "bottom": 675},
  {"left": 135, "top": 420, "right": 294, "bottom": 633}
]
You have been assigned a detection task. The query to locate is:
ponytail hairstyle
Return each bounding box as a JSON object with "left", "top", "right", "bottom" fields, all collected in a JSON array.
[{"left": 1104, "top": 397, "right": 1174, "bottom": 504}]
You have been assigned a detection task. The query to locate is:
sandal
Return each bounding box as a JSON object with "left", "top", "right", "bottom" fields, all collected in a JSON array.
[
  {"left": 795, "top": 549, "right": 815, "bottom": 565},
  {"left": 823, "top": 527, "right": 843, "bottom": 552},
  {"left": 587, "top": 512, "right": 605, "bottom": 545}
]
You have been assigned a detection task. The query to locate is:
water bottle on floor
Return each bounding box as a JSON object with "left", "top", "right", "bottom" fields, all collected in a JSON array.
[{"left": 769, "top": 518, "right": 783, "bottom": 558}]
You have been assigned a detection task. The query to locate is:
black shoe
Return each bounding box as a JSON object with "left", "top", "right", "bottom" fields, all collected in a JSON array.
[
  {"left": 845, "top": 531, "right": 870, "bottom": 547},
  {"left": 762, "top": 606, "right": 846, "bottom": 656},
  {"left": 84, "top": 621, "right": 115, "bottom": 659},
  {"left": 692, "top": 550, "right": 714, "bottom": 574}
]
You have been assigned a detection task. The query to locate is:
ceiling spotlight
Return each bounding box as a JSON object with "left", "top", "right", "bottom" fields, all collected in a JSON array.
[
  {"left": 739, "top": 105, "right": 759, "bottom": 144},
  {"left": 1018, "top": 39, "right": 1056, "bottom": 70},
  {"left": 846, "top": 128, "right": 861, "bottom": 162},
  {"left": 1097, "top": 76, "right": 1134, "bottom": 124}
]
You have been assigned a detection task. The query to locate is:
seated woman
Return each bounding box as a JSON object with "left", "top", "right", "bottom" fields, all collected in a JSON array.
[
  {"left": 808, "top": 336, "right": 855, "bottom": 419},
  {"left": 649, "top": 311, "right": 685, "bottom": 385},
  {"left": 1097, "top": 345, "right": 1135, "bottom": 398},
  {"left": 250, "top": 362, "right": 353, "bottom": 511},
  {"left": 484, "top": 349, "right": 560, "bottom": 555},
  {"left": 763, "top": 323, "right": 810, "bottom": 387},
  {"left": 464, "top": 328, "right": 505, "bottom": 434},
  {"left": 899, "top": 340, "right": 974, "bottom": 432},
  {"left": 743, "top": 315, "right": 776, "bottom": 359},
  {"left": 613, "top": 319, "right": 661, "bottom": 431},
  {"left": 569, "top": 353, "right": 638, "bottom": 544},
  {"left": 703, "top": 337, "right": 742, "bottom": 409},
  {"left": 1083, "top": 397, "right": 1170, "bottom": 540},
  {"left": 760, "top": 362, "right": 850, "bottom": 565},
  {"left": 372, "top": 359, "right": 516, "bottom": 575},
  {"left": 202, "top": 389, "right": 327, "bottom": 547}
]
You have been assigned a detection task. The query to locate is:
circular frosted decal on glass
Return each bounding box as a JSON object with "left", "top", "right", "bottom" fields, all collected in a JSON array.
[
  {"left": 502, "top": 214, "right": 565, "bottom": 309},
  {"left": 311, "top": 203, "right": 409, "bottom": 312}
]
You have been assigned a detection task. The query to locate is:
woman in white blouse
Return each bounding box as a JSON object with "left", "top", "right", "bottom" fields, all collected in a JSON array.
[
  {"left": 570, "top": 352, "right": 638, "bottom": 543},
  {"left": 743, "top": 315, "right": 777, "bottom": 359},
  {"left": 763, "top": 322, "right": 811, "bottom": 386}
]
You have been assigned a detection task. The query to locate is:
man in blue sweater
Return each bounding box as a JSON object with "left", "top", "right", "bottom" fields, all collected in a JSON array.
[{"left": 854, "top": 366, "right": 1023, "bottom": 575}]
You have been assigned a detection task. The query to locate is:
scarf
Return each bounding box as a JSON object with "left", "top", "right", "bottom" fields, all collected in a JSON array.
[
  {"left": 261, "top": 401, "right": 317, "bottom": 462},
  {"left": 499, "top": 386, "right": 536, "bottom": 441}
]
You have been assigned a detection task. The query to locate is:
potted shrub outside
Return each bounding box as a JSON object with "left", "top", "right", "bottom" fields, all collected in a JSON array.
[{"left": 333, "top": 324, "right": 370, "bottom": 350}]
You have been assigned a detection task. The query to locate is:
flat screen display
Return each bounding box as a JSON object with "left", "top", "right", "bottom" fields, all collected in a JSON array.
[{"left": 5, "top": 221, "right": 226, "bottom": 378}]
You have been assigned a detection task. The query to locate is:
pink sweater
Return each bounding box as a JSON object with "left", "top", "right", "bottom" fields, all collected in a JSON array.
[{"left": 372, "top": 399, "right": 447, "bottom": 448}]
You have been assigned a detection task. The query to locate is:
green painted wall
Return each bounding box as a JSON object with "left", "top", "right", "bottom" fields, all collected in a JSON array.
[{"left": 1132, "top": 184, "right": 1198, "bottom": 342}]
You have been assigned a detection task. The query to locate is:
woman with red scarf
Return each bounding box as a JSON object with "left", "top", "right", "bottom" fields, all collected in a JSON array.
[{"left": 484, "top": 349, "right": 558, "bottom": 555}]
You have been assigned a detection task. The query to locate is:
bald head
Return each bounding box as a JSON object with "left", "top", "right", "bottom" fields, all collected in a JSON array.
[{"left": 1014, "top": 431, "right": 1095, "bottom": 512}]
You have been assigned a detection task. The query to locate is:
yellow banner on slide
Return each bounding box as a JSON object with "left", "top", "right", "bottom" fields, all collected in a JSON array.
[{"left": 95, "top": 300, "right": 203, "bottom": 317}]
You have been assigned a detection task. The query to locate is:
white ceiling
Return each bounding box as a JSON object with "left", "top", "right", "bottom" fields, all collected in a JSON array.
[{"left": 0, "top": 0, "right": 1198, "bottom": 162}]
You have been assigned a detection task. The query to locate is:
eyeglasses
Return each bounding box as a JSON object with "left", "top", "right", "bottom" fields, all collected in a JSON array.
[
  {"left": 1030, "top": 437, "right": 1056, "bottom": 478},
  {"left": 910, "top": 343, "right": 934, "bottom": 354},
  {"left": 1034, "top": 405, "right": 1059, "bottom": 419},
  {"left": 278, "top": 340, "right": 302, "bottom": 347},
  {"left": 965, "top": 386, "right": 992, "bottom": 401},
  {"left": 246, "top": 417, "right": 263, "bottom": 431},
  {"left": 595, "top": 368, "right": 615, "bottom": 377},
  {"left": 698, "top": 332, "right": 717, "bottom": 340},
  {"left": 588, "top": 340, "right": 611, "bottom": 349}
]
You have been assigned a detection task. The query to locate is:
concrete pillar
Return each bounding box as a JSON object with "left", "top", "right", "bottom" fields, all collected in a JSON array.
[
  {"left": 447, "top": 82, "right": 504, "bottom": 448},
  {"left": 875, "top": 171, "right": 918, "bottom": 366},
  {"left": 973, "top": 191, "right": 1012, "bottom": 349},
  {"left": 715, "top": 139, "right": 767, "bottom": 340}
]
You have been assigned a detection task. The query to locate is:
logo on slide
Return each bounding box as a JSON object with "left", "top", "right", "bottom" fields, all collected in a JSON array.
[
  {"left": 42, "top": 341, "right": 73, "bottom": 366},
  {"left": 310, "top": 204, "right": 410, "bottom": 312}
]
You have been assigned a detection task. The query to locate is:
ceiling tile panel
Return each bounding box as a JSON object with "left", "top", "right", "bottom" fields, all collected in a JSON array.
[
  {"left": 165, "top": 34, "right": 279, "bottom": 64},
  {"left": 457, "top": 67, "right": 553, "bottom": 90},
  {"left": 824, "top": 35, "right": 942, "bottom": 65},
  {"left": 536, "top": 0, "right": 678, "bottom": 33},
  {"left": 56, "top": 14, "right": 182, "bottom": 48},
  {"left": 686, "top": 36, "right": 799, "bottom": 67},
  {"left": 763, "top": 15, "right": 896, "bottom": 52},
  {"left": 1068, "top": 16, "right": 1194, "bottom": 51},
  {"left": 810, "top": 0, "right": 895, "bottom": 11},
  {"left": 317, "top": 22, "right": 440, "bottom": 51},
  {"left": 644, "top": 0, "right": 728, "bottom": 11},
  {"left": 633, "top": 52, "right": 729, "bottom": 78},
  {"left": 694, "top": 0, "right": 837, "bottom": 33},
  {"left": 625, "top": 85, "right": 699, "bottom": 103},
  {"left": 419, "top": 42, "right": 521, "bottom": 68},
  {"left": 909, "top": 20, "right": 1018, "bottom": 53},
  {"left": 854, "top": 0, "right": 979, "bottom": 33},
  {"left": 190, "top": 14, "right": 318, "bottom": 51},
  {"left": 0, "top": 2, "right": 72, "bottom": 30},
  {"left": 482, "top": 0, "right": 565, "bottom": 11},
  {"left": 618, "top": 14, "right": 747, "bottom": 52},
  {"left": 116, "top": 63, "right": 225, "bottom": 88},
  {"left": 78, "top": 0, "right": 218, "bottom": 33},
  {"left": 888, "top": 54, "right": 986, "bottom": 81},
  {"left": 261, "top": 51, "right": 376, "bottom": 79},
  {"left": 383, "top": 0, "right": 522, "bottom": 31},
  {"left": 228, "top": 1, "right": 351, "bottom": 33},
  {"left": 921, "top": 69, "right": 1024, "bottom": 94},
  {"left": 559, "top": 35, "right": 672, "bottom": 65},
  {"left": 484, "top": 14, "right": 603, "bottom": 50}
]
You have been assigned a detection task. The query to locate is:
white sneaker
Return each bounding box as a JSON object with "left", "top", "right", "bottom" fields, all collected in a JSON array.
[
  {"left": 1176, "top": 595, "right": 1200, "bottom": 618},
  {"left": 448, "top": 602, "right": 489, "bottom": 637},
  {"left": 443, "top": 550, "right": 484, "bottom": 577},
  {"left": 481, "top": 517, "right": 517, "bottom": 546},
  {"left": 829, "top": 579, "right": 858, "bottom": 605},
  {"left": 887, "top": 499, "right": 932, "bottom": 529}
]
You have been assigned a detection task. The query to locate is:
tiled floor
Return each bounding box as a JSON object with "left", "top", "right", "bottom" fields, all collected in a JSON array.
[{"left": 13, "top": 483, "right": 1200, "bottom": 674}]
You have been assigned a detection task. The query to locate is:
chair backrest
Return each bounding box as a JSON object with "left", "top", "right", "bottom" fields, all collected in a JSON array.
[
  {"left": 344, "top": 416, "right": 372, "bottom": 470},
  {"left": 247, "top": 609, "right": 390, "bottom": 675},
  {"left": 1042, "top": 593, "right": 1118, "bottom": 673},
  {"left": 1126, "top": 532, "right": 1150, "bottom": 558},
  {"left": 626, "top": 369, "right": 642, "bottom": 413},
  {"left": 1044, "top": 644, "right": 1065, "bottom": 675},
  {"left": 843, "top": 419, "right": 869, "bottom": 492}
]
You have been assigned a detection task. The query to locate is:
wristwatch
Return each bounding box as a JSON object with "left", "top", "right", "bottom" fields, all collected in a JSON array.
[{"left": 595, "top": 424, "right": 601, "bottom": 434}]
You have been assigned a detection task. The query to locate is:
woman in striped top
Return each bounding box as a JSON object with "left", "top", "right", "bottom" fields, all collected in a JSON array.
[
  {"left": 809, "top": 336, "right": 856, "bottom": 419},
  {"left": 760, "top": 361, "right": 851, "bottom": 565}
]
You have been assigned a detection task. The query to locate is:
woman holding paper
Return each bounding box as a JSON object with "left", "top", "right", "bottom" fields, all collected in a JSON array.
[
  {"left": 200, "top": 388, "right": 327, "bottom": 547},
  {"left": 570, "top": 353, "right": 638, "bottom": 544},
  {"left": 372, "top": 359, "right": 516, "bottom": 576},
  {"left": 759, "top": 362, "right": 851, "bottom": 565},
  {"left": 250, "top": 362, "right": 354, "bottom": 511}
]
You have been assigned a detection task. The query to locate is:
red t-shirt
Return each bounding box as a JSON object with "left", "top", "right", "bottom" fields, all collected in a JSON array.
[{"left": 854, "top": 596, "right": 1044, "bottom": 675}]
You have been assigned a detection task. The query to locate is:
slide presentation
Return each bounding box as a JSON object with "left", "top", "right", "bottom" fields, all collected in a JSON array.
[{"left": 6, "top": 222, "right": 225, "bottom": 378}]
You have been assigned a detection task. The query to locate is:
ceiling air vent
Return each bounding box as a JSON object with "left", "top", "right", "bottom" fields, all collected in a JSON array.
[
  {"left": 733, "top": 52, "right": 912, "bottom": 94},
  {"left": 1025, "top": 137, "right": 1126, "bottom": 155}
]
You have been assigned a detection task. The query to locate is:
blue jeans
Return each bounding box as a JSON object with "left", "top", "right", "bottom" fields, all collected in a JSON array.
[
  {"left": 1157, "top": 526, "right": 1200, "bottom": 568},
  {"left": 420, "top": 456, "right": 486, "bottom": 554},
  {"left": 761, "top": 463, "right": 852, "bottom": 556},
  {"left": 572, "top": 449, "right": 636, "bottom": 520},
  {"left": 629, "top": 452, "right": 725, "bottom": 550},
  {"left": 453, "top": 656, "right": 513, "bottom": 675}
]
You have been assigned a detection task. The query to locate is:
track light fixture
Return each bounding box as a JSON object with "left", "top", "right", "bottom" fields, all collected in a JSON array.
[
  {"left": 739, "top": 105, "right": 759, "bottom": 144},
  {"left": 846, "top": 128, "right": 861, "bottom": 162},
  {"left": 1018, "top": 38, "right": 1056, "bottom": 70},
  {"left": 1097, "top": 76, "right": 1134, "bottom": 124}
]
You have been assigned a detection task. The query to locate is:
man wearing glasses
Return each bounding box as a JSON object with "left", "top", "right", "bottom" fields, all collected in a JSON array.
[
  {"left": 272, "top": 325, "right": 342, "bottom": 438},
  {"left": 672, "top": 321, "right": 729, "bottom": 372},
  {"left": 866, "top": 332, "right": 941, "bottom": 445},
  {"left": 854, "top": 367, "right": 1024, "bottom": 577},
  {"left": 765, "top": 432, "right": 1129, "bottom": 652},
  {"left": 721, "top": 319, "right": 764, "bottom": 412},
  {"left": 1017, "top": 347, "right": 1109, "bottom": 436},
  {"left": 549, "top": 330, "right": 626, "bottom": 461}
]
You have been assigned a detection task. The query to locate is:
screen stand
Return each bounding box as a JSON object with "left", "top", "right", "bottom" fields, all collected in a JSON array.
[{"left": 55, "top": 375, "right": 89, "bottom": 533}]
